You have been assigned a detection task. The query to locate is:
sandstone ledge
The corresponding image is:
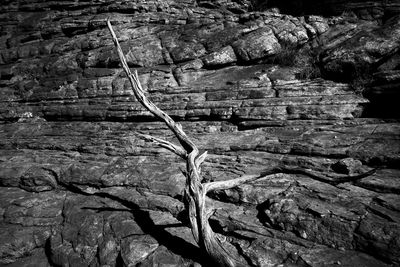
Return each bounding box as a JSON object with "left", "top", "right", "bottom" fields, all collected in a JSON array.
[{"left": 0, "top": 119, "right": 399, "bottom": 266}]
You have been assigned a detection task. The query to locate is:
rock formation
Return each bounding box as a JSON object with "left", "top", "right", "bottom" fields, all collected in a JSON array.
[{"left": 0, "top": 0, "right": 399, "bottom": 266}]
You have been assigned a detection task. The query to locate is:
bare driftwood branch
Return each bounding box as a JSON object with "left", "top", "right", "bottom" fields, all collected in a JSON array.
[
  {"left": 107, "top": 20, "right": 377, "bottom": 267},
  {"left": 107, "top": 20, "right": 241, "bottom": 266},
  {"left": 205, "top": 174, "right": 261, "bottom": 193},
  {"left": 258, "top": 166, "right": 378, "bottom": 186},
  {"left": 195, "top": 151, "right": 208, "bottom": 169},
  {"left": 204, "top": 166, "right": 377, "bottom": 193},
  {"left": 136, "top": 132, "right": 187, "bottom": 159},
  {"left": 107, "top": 20, "right": 196, "bottom": 154}
]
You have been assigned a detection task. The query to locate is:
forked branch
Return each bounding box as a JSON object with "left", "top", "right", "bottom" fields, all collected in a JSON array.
[
  {"left": 136, "top": 132, "right": 187, "bottom": 159},
  {"left": 107, "top": 20, "right": 242, "bottom": 266},
  {"left": 107, "top": 20, "right": 375, "bottom": 267}
]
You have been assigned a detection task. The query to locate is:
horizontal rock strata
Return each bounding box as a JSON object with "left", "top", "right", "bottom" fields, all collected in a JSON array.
[
  {"left": 1, "top": 119, "right": 399, "bottom": 266},
  {"left": 0, "top": 0, "right": 399, "bottom": 266}
]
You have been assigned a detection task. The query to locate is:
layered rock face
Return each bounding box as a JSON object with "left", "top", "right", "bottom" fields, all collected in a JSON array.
[
  {"left": 0, "top": 1, "right": 399, "bottom": 266},
  {"left": 200, "top": 0, "right": 400, "bottom": 20}
]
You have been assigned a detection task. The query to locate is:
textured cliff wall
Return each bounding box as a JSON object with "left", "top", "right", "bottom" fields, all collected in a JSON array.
[
  {"left": 200, "top": 0, "right": 400, "bottom": 19},
  {"left": 0, "top": 1, "right": 399, "bottom": 266}
]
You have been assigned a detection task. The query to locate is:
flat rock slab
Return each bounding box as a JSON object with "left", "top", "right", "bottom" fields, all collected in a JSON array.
[
  {"left": 356, "top": 169, "right": 400, "bottom": 194},
  {"left": 0, "top": 119, "right": 398, "bottom": 266}
]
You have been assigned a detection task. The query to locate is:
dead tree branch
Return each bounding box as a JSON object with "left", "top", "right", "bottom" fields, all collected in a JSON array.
[
  {"left": 107, "top": 20, "right": 376, "bottom": 267},
  {"left": 107, "top": 20, "right": 244, "bottom": 266},
  {"left": 136, "top": 133, "right": 187, "bottom": 158},
  {"left": 205, "top": 174, "right": 261, "bottom": 193},
  {"left": 107, "top": 20, "right": 196, "bottom": 153}
]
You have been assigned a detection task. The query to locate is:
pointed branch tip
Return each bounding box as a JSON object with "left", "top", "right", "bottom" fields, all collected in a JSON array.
[{"left": 136, "top": 133, "right": 187, "bottom": 159}]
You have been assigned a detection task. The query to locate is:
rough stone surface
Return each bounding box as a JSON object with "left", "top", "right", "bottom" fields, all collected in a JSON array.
[
  {"left": 0, "top": 1, "right": 399, "bottom": 267},
  {"left": 202, "top": 46, "right": 237, "bottom": 67},
  {"left": 321, "top": 15, "right": 400, "bottom": 81},
  {"left": 233, "top": 27, "right": 281, "bottom": 61}
]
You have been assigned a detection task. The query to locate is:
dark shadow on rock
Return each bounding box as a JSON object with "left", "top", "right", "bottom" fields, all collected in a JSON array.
[
  {"left": 256, "top": 200, "right": 275, "bottom": 227},
  {"left": 51, "top": 183, "right": 216, "bottom": 266},
  {"left": 44, "top": 237, "right": 54, "bottom": 267},
  {"left": 115, "top": 251, "right": 124, "bottom": 267},
  {"left": 93, "top": 192, "right": 216, "bottom": 266},
  {"left": 81, "top": 207, "right": 132, "bottom": 213}
]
